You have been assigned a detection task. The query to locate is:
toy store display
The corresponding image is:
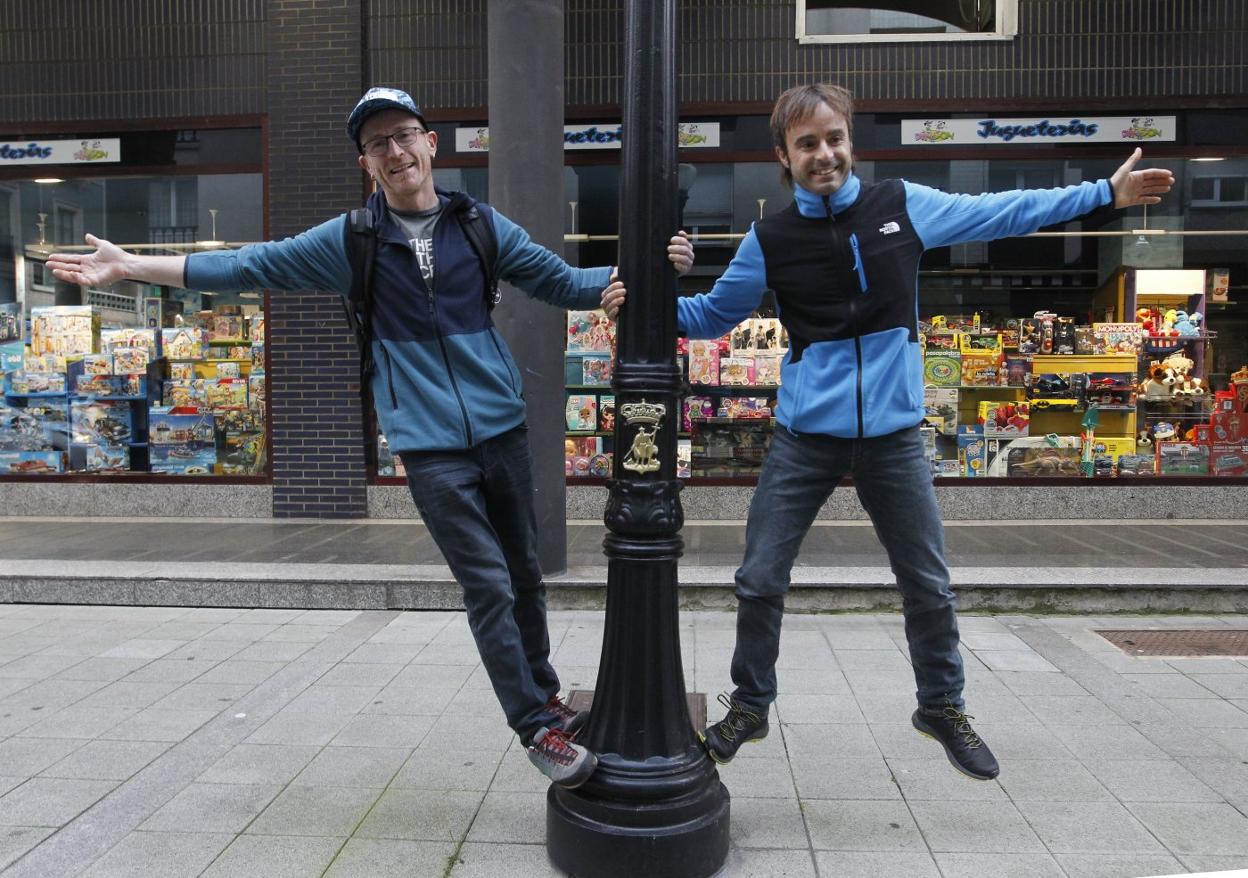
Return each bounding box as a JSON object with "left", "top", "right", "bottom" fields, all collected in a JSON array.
[
  {"left": 0, "top": 303, "right": 267, "bottom": 477},
  {"left": 563, "top": 311, "right": 784, "bottom": 480}
]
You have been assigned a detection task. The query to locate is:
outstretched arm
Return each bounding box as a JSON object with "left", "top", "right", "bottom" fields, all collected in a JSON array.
[{"left": 47, "top": 235, "right": 186, "bottom": 288}]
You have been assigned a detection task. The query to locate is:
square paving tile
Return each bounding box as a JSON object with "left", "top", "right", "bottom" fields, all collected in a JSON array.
[
  {"left": 201, "top": 833, "right": 342, "bottom": 877},
  {"left": 907, "top": 800, "right": 1045, "bottom": 853},
  {"left": 933, "top": 852, "right": 1065, "bottom": 878},
  {"left": 293, "top": 746, "right": 411, "bottom": 788},
  {"left": 247, "top": 785, "right": 380, "bottom": 837},
  {"left": 1126, "top": 802, "right": 1248, "bottom": 855},
  {"left": 0, "top": 826, "right": 54, "bottom": 871},
  {"left": 354, "top": 788, "right": 484, "bottom": 842},
  {"left": 1082, "top": 758, "right": 1223, "bottom": 803},
  {"left": 196, "top": 743, "right": 320, "bottom": 785},
  {"left": 802, "top": 799, "right": 926, "bottom": 852},
  {"left": 728, "top": 796, "right": 811, "bottom": 850},
  {"left": 0, "top": 776, "right": 117, "bottom": 827},
  {"left": 813, "top": 850, "right": 939, "bottom": 877},
  {"left": 994, "top": 758, "right": 1114, "bottom": 803},
  {"left": 464, "top": 790, "right": 546, "bottom": 843},
  {"left": 327, "top": 838, "right": 456, "bottom": 878},
  {"left": 391, "top": 748, "right": 504, "bottom": 791},
  {"left": 140, "top": 782, "right": 282, "bottom": 834},
  {"left": 39, "top": 740, "right": 170, "bottom": 782},
  {"left": 78, "top": 830, "right": 233, "bottom": 877},
  {"left": 1014, "top": 801, "right": 1167, "bottom": 855},
  {"left": 1052, "top": 853, "right": 1186, "bottom": 878}
]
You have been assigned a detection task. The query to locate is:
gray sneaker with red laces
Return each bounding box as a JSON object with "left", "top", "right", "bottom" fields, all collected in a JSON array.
[{"left": 527, "top": 726, "right": 598, "bottom": 788}]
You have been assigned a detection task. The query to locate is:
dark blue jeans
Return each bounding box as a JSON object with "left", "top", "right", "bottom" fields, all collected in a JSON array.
[
  {"left": 400, "top": 426, "right": 561, "bottom": 745},
  {"left": 731, "top": 424, "right": 964, "bottom": 714}
]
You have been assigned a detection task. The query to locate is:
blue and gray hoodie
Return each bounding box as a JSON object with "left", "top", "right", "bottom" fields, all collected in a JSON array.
[
  {"left": 677, "top": 173, "right": 1114, "bottom": 439},
  {"left": 186, "top": 188, "right": 611, "bottom": 452}
]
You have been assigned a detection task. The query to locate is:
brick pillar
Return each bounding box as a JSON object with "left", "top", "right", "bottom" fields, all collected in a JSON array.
[{"left": 266, "top": 0, "right": 369, "bottom": 517}]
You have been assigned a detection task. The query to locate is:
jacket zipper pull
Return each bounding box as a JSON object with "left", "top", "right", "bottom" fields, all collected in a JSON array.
[
  {"left": 850, "top": 233, "right": 868, "bottom": 293},
  {"left": 821, "top": 194, "right": 834, "bottom": 219}
]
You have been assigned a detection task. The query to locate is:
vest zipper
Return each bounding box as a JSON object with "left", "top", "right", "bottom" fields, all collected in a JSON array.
[
  {"left": 849, "top": 233, "right": 868, "bottom": 293},
  {"left": 379, "top": 340, "right": 398, "bottom": 409},
  {"left": 427, "top": 276, "right": 475, "bottom": 447}
]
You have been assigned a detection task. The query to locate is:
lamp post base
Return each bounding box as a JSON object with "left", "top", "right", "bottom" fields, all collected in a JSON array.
[{"left": 547, "top": 760, "right": 730, "bottom": 878}]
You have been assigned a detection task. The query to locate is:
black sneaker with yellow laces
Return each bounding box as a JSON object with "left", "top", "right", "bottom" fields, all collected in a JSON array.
[
  {"left": 911, "top": 703, "right": 1000, "bottom": 780},
  {"left": 699, "top": 693, "right": 769, "bottom": 764}
]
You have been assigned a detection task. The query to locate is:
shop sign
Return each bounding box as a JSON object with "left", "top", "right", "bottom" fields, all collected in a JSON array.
[
  {"left": 901, "top": 116, "right": 1176, "bottom": 146},
  {"left": 0, "top": 138, "right": 121, "bottom": 164},
  {"left": 456, "top": 122, "right": 720, "bottom": 152}
]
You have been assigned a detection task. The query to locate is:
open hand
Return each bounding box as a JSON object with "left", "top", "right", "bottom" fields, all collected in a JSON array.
[
  {"left": 1110, "top": 148, "right": 1174, "bottom": 208},
  {"left": 46, "top": 235, "right": 130, "bottom": 287},
  {"left": 601, "top": 273, "right": 626, "bottom": 320}
]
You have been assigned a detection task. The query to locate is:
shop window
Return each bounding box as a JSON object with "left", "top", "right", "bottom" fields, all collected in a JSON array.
[
  {"left": 798, "top": 0, "right": 1017, "bottom": 43},
  {"left": 1189, "top": 175, "right": 1248, "bottom": 208}
]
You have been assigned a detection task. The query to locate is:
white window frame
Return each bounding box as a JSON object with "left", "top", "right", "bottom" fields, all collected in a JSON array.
[
  {"left": 796, "top": 0, "right": 1018, "bottom": 44},
  {"left": 1189, "top": 175, "right": 1248, "bottom": 209}
]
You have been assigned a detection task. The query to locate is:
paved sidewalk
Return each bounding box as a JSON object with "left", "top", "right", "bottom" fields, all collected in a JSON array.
[{"left": 1, "top": 606, "right": 1248, "bottom": 877}]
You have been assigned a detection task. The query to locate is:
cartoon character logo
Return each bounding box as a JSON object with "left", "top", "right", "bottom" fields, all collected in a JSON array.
[
  {"left": 913, "top": 120, "right": 954, "bottom": 143},
  {"left": 466, "top": 128, "right": 490, "bottom": 151},
  {"left": 1122, "top": 117, "right": 1162, "bottom": 140},
  {"left": 72, "top": 140, "right": 110, "bottom": 161},
  {"left": 677, "top": 125, "right": 708, "bottom": 147}
]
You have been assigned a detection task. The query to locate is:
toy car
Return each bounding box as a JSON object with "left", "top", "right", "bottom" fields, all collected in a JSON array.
[{"left": 1029, "top": 398, "right": 1081, "bottom": 411}]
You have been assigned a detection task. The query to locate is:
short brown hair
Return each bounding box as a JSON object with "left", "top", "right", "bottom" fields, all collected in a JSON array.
[{"left": 770, "top": 84, "right": 855, "bottom": 186}]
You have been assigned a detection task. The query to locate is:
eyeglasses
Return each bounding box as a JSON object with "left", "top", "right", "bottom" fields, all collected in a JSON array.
[{"left": 361, "top": 126, "right": 428, "bottom": 157}]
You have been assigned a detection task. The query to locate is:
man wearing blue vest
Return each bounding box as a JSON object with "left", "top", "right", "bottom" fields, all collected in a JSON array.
[
  {"left": 49, "top": 87, "right": 694, "bottom": 789},
  {"left": 603, "top": 83, "right": 1173, "bottom": 780}
]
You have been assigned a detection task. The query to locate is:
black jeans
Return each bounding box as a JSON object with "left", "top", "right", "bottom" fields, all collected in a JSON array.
[{"left": 401, "top": 426, "right": 561, "bottom": 744}]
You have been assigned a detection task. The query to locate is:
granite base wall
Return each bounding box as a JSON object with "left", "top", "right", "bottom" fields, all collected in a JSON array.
[{"left": 1, "top": 481, "right": 1242, "bottom": 521}]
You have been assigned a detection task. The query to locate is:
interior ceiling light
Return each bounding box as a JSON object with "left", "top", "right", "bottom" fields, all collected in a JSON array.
[
  {"left": 33, "top": 178, "right": 63, "bottom": 184},
  {"left": 1190, "top": 157, "right": 1226, "bottom": 162}
]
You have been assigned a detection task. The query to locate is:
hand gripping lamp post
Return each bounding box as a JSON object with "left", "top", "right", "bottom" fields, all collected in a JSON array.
[{"left": 545, "top": 1, "right": 731, "bottom": 876}]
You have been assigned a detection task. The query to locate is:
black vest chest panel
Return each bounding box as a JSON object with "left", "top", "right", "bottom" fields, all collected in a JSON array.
[{"left": 754, "top": 179, "right": 925, "bottom": 359}]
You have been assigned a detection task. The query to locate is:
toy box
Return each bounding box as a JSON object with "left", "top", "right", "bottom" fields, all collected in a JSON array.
[
  {"left": 960, "top": 352, "right": 1002, "bottom": 386},
  {"left": 565, "top": 394, "right": 598, "bottom": 431},
  {"left": 688, "top": 340, "right": 720, "bottom": 385},
  {"left": 752, "top": 318, "right": 784, "bottom": 352},
  {"left": 598, "top": 395, "right": 616, "bottom": 432},
  {"left": 161, "top": 328, "right": 207, "bottom": 360},
  {"left": 101, "top": 328, "right": 158, "bottom": 359},
  {"left": 1156, "top": 441, "right": 1210, "bottom": 475},
  {"left": 148, "top": 408, "right": 215, "bottom": 446},
  {"left": 581, "top": 354, "right": 613, "bottom": 386},
  {"left": 754, "top": 353, "right": 782, "bottom": 386},
  {"left": 1210, "top": 442, "right": 1248, "bottom": 476},
  {"left": 149, "top": 442, "right": 216, "bottom": 475},
  {"left": 1086, "top": 436, "right": 1136, "bottom": 462},
  {"left": 683, "top": 395, "right": 713, "bottom": 431},
  {"left": 677, "top": 438, "right": 691, "bottom": 478},
  {"left": 1116, "top": 454, "right": 1155, "bottom": 476},
  {"left": 564, "top": 352, "right": 586, "bottom": 385},
  {"left": 71, "top": 400, "right": 133, "bottom": 445},
  {"left": 1005, "top": 442, "right": 1082, "bottom": 477},
  {"left": 209, "top": 314, "right": 246, "bottom": 343},
  {"left": 923, "top": 387, "right": 959, "bottom": 435},
  {"left": 5, "top": 372, "right": 66, "bottom": 395},
  {"left": 0, "top": 302, "right": 19, "bottom": 343},
  {"left": 719, "top": 356, "right": 755, "bottom": 386},
  {"left": 248, "top": 374, "right": 267, "bottom": 413},
  {"left": 0, "top": 450, "right": 64, "bottom": 474},
  {"left": 80, "top": 444, "right": 129, "bottom": 472},
  {"left": 1091, "top": 323, "right": 1145, "bottom": 356},
  {"left": 689, "top": 419, "right": 772, "bottom": 477},
  {"left": 162, "top": 380, "right": 207, "bottom": 408},
  {"left": 73, "top": 369, "right": 144, "bottom": 399},
  {"left": 30, "top": 306, "right": 99, "bottom": 360},
  {"left": 959, "top": 333, "right": 1003, "bottom": 356},
  {"left": 1075, "top": 326, "right": 1096, "bottom": 355},
  {"left": 923, "top": 352, "right": 960, "bottom": 387},
  {"left": 111, "top": 347, "right": 150, "bottom": 375},
  {"left": 204, "top": 378, "right": 248, "bottom": 409},
  {"left": 0, "top": 403, "right": 69, "bottom": 451},
  {"left": 977, "top": 400, "right": 1030, "bottom": 437},
  {"left": 250, "top": 344, "right": 265, "bottom": 372},
  {"left": 215, "top": 361, "right": 242, "bottom": 379},
  {"left": 718, "top": 397, "right": 771, "bottom": 419},
  {"left": 1, "top": 340, "right": 23, "bottom": 373},
  {"left": 566, "top": 310, "right": 615, "bottom": 353},
  {"left": 376, "top": 434, "right": 406, "bottom": 478},
  {"left": 249, "top": 314, "right": 266, "bottom": 343},
  {"left": 729, "top": 321, "right": 755, "bottom": 355},
  {"left": 81, "top": 354, "right": 111, "bottom": 375},
  {"left": 956, "top": 426, "right": 988, "bottom": 476},
  {"left": 1004, "top": 356, "right": 1031, "bottom": 387}
]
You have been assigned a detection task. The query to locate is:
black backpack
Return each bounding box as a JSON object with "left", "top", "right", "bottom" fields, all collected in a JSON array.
[{"left": 342, "top": 202, "right": 500, "bottom": 383}]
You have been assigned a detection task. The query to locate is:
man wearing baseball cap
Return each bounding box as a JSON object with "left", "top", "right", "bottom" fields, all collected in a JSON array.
[{"left": 49, "top": 86, "right": 694, "bottom": 789}]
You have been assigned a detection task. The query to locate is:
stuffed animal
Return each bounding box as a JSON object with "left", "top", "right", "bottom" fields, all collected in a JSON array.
[
  {"left": 1173, "top": 310, "right": 1200, "bottom": 337},
  {"left": 1152, "top": 421, "right": 1177, "bottom": 441},
  {"left": 1136, "top": 307, "right": 1155, "bottom": 334},
  {"left": 1139, "top": 360, "right": 1171, "bottom": 400},
  {"left": 1137, "top": 428, "right": 1153, "bottom": 448},
  {"left": 1161, "top": 309, "right": 1179, "bottom": 336}
]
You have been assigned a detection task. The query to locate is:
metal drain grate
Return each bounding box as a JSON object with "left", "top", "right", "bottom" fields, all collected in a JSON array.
[{"left": 1096, "top": 629, "right": 1248, "bottom": 657}]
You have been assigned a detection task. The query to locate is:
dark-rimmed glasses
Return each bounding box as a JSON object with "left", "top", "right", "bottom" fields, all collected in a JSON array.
[{"left": 361, "top": 126, "right": 428, "bottom": 157}]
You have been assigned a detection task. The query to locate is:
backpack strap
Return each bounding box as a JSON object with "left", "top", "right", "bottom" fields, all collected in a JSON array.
[
  {"left": 342, "top": 208, "right": 378, "bottom": 382},
  {"left": 455, "top": 204, "right": 501, "bottom": 310}
]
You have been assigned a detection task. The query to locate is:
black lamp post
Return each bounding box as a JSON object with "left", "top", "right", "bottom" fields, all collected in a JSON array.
[{"left": 545, "top": 1, "right": 731, "bottom": 876}]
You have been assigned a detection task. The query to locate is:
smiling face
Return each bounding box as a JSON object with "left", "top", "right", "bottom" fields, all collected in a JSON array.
[
  {"left": 356, "top": 108, "right": 439, "bottom": 211},
  {"left": 775, "top": 101, "right": 853, "bottom": 197}
]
